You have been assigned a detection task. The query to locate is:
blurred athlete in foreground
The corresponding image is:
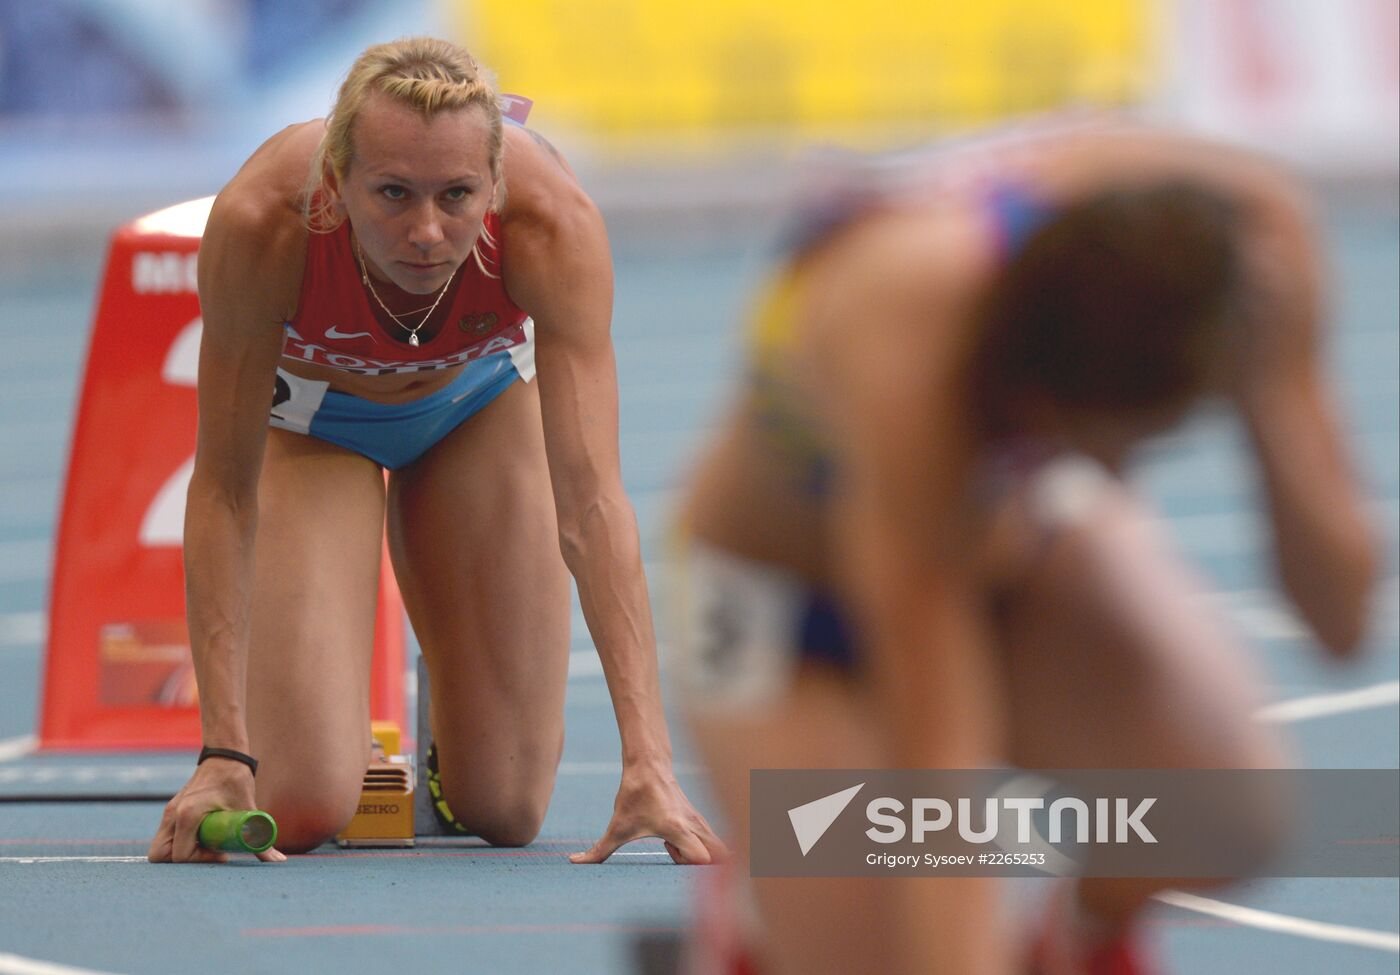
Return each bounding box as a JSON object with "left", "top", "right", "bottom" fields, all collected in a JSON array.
[
  {"left": 673, "top": 121, "right": 1376, "bottom": 974},
  {"left": 149, "top": 37, "right": 722, "bottom": 865}
]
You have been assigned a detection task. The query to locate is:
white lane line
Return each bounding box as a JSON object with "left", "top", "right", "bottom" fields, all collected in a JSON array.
[
  {"left": 0, "top": 764, "right": 185, "bottom": 784},
  {"left": 1256, "top": 681, "right": 1400, "bottom": 724},
  {"left": 0, "top": 611, "right": 44, "bottom": 647},
  {"left": 0, "top": 539, "right": 50, "bottom": 585},
  {"left": 1155, "top": 891, "right": 1400, "bottom": 953},
  {"left": 0, "top": 736, "right": 36, "bottom": 763},
  {"left": 557, "top": 762, "right": 698, "bottom": 776},
  {"left": 0, "top": 857, "right": 148, "bottom": 864},
  {"left": 0, "top": 853, "right": 676, "bottom": 863},
  {"left": 0, "top": 854, "right": 675, "bottom": 867},
  {"left": 0, "top": 953, "right": 125, "bottom": 975},
  {"left": 2, "top": 572, "right": 1387, "bottom": 656},
  {"left": 4, "top": 622, "right": 605, "bottom": 682},
  {"left": 0, "top": 586, "right": 1390, "bottom": 779},
  {"left": 0, "top": 760, "right": 697, "bottom": 785},
  {"left": 1221, "top": 604, "right": 1309, "bottom": 641},
  {"left": 568, "top": 651, "right": 604, "bottom": 679},
  {"left": 1165, "top": 499, "right": 1400, "bottom": 558},
  {"left": 1205, "top": 576, "right": 1399, "bottom": 644}
]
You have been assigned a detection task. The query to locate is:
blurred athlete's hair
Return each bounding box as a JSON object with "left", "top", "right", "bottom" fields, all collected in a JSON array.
[{"left": 975, "top": 181, "right": 1244, "bottom": 436}]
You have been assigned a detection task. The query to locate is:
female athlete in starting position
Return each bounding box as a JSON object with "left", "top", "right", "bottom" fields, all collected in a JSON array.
[
  {"left": 674, "top": 120, "right": 1376, "bottom": 974},
  {"left": 149, "top": 36, "right": 723, "bottom": 866}
]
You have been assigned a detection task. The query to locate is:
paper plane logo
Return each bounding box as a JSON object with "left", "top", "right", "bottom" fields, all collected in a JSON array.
[{"left": 788, "top": 783, "right": 864, "bottom": 856}]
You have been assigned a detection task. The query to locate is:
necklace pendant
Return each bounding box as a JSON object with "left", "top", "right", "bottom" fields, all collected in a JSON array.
[{"left": 408, "top": 333, "right": 420, "bottom": 347}]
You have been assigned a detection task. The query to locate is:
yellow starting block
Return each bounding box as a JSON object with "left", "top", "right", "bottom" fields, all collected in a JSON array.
[{"left": 336, "top": 721, "right": 416, "bottom": 848}]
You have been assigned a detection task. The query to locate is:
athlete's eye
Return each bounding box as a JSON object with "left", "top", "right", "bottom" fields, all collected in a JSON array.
[
  {"left": 443, "top": 186, "right": 472, "bottom": 202},
  {"left": 380, "top": 185, "right": 408, "bottom": 201}
]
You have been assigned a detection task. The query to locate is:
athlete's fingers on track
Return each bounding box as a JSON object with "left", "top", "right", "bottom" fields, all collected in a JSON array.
[
  {"left": 569, "top": 832, "right": 625, "bottom": 863},
  {"left": 171, "top": 814, "right": 227, "bottom": 864},
  {"left": 663, "top": 829, "right": 712, "bottom": 865},
  {"left": 694, "top": 824, "right": 731, "bottom": 864},
  {"left": 572, "top": 814, "right": 726, "bottom": 864},
  {"left": 572, "top": 829, "right": 705, "bottom": 864},
  {"left": 571, "top": 820, "right": 664, "bottom": 863},
  {"left": 147, "top": 821, "right": 174, "bottom": 863},
  {"left": 171, "top": 842, "right": 230, "bottom": 865},
  {"left": 256, "top": 847, "right": 288, "bottom": 863},
  {"left": 148, "top": 805, "right": 190, "bottom": 863}
]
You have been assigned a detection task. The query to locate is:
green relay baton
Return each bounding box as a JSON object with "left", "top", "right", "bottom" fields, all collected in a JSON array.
[{"left": 197, "top": 810, "right": 279, "bottom": 854}]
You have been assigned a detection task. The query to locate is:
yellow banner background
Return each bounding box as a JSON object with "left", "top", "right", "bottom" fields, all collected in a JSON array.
[{"left": 451, "top": 0, "right": 1153, "bottom": 144}]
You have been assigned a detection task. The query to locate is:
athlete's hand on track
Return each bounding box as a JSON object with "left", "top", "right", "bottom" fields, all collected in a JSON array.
[
  {"left": 570, "top": 761, "right": 728, "bottom": 865},
  {"left": 147, "top": 760, "right": 286, "bottom": 864}
]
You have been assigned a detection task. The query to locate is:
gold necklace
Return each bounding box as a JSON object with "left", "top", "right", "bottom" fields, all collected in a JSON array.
[{"left": 354, "top": 238, "right": 456, "bottom": 347}]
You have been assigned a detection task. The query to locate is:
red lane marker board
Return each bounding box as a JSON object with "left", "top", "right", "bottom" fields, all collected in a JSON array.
[{"left": 40, "top": 198, "right": 405, "bottom": 749}]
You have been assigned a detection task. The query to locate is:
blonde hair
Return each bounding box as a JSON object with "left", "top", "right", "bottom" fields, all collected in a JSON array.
[{"left": 304, "top": 37, "right": 504, "bottom": 232}]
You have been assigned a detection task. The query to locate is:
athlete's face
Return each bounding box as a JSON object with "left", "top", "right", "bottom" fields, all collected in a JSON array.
[{"left": 337, "top": 93, "right": 500, "bottom": 295}]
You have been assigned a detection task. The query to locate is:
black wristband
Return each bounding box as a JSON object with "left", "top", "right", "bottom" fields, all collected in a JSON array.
[{"left": 197, "top": 746, "right": 258, "bottom": 776}]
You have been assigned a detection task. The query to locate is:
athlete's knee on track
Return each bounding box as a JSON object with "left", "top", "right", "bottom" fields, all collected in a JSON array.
[
  {"left": 259, "top": 776, "right": 362, "bottom": 853},
  {"left": 441, "top": 780, "right": 551, "bottom": 847},
  {"left": 473, "top": 805, "right": 548, "bottom": 848}
]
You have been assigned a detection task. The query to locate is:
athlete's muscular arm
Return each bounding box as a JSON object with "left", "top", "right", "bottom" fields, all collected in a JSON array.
[
  {"left": 186, "top": 194, "right": 297, "bottom": 755},
  {"left": 148, "top": 169, "right": 301, "bottom": 865},
  {"left": 500, "top": 130, "right": 724, "bottom": 865}
]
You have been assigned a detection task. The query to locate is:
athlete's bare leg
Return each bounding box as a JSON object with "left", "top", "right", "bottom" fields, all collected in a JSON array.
[
  {"left": 999, "top": 492, "right": 1288, "bottom": 934},
  {"left": 689, "top": 666, "right": 1011, "bottom": 975},
  {"left": 388, "top": 378, "right": 572, "bottom": 846},
  {"left": 245, "top": 428, "right": 387, "bottom": 852}
]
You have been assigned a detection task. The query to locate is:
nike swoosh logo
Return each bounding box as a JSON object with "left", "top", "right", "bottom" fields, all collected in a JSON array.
[{"left": 326, "top": 325, "right": 372, "bottom": 340}]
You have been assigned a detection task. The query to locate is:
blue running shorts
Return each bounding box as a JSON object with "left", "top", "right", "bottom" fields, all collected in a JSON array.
[{"left": 268, "top": 343, "right": 533, "bottom": 470}]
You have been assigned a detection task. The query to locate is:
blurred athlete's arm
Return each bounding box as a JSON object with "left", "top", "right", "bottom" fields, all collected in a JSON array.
[
  {"left": 804, "top": 207, "right": 1013, "bottom": 974},
  {"left": 1055, "top": 131, "right": 1378, "bottom": 654},
  {"left": 802, "top": 206, "right": 1001, "bottom": 766},
  {"left": 1231, "top": 193, "right": 1377, "bottom": 655}
]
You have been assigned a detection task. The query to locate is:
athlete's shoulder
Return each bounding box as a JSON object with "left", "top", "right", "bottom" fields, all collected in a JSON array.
[
  {"left": 498, "top": 124, "right": 598, "bottom": 230},
  {"left": 209, "top": 120, "right": 322, "bottom": 240},
  {"left": 792, "top": 199, "right": 993, "bottom": 400},
  {"left": 199, "top": 122, "right": 319, "bottom": 319},
  {"left": 806, "top": 198, "right": 993, "bottom": 308}
]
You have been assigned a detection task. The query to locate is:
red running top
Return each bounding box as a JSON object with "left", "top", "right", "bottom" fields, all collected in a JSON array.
[{"left": 283, "top": 211, "right": 529, "bottom": 376}]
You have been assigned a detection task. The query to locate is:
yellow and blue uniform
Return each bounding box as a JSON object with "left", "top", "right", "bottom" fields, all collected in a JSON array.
[{"left": 676, "top": 159, "right": 1063, "bottom": 702}]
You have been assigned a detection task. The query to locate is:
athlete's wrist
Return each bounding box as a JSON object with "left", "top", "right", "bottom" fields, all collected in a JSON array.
[
  {"left": 620, "top": 747, "right": 675, "bottom": 776},
  {"left": 617, "top": 716, "right": 673, "bottom": 767},
  {"left": 198, "top": 708, "right": 250, "bottom": 754},
  {"left": 197, "top": 745, "right": 259, "bottom": 776}
]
